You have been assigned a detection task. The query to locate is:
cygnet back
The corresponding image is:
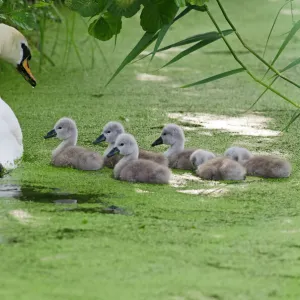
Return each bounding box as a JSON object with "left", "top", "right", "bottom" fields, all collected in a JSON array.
[
  {"left": 242, "top": 155, "right": 291, "bottom": 178},
  {"left": 107, "top": 133, "right": 171, "bottom": 184},
  {"left": 196, "top": 157, "right": 246, "bottom": 181}
]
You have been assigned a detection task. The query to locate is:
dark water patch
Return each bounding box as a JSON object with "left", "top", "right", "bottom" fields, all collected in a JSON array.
[
  {"left": 178, "top": 122, "right": 204, "bottom": 128},
  {"left": 55, "top": 228, "right": 90, "bottom": 239},
  {"left": 0, "top": 235, "right": 23, "bottom": 244},
  {"left": 56, "top": 205, "right": 132, "bottom": 215},
  {"left": 91, "top": 93, "right": 104, "bottom": 98},
  {"left": 0, "top": 184, "right": 124, "bottom": 204}
]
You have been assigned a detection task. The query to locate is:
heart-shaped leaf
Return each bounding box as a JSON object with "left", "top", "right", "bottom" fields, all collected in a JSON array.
[
  {"left": 140, "top": 0, "right": 178, "bottom": 33},
  {"left": 108, "top": 0, "right": 142, "bottom": 18},
  {"left": 88, "top": 12, "right": 122, "bottom": 41},
  {"left": 65, "top": 0, "right": 107, "bottom": 17}
]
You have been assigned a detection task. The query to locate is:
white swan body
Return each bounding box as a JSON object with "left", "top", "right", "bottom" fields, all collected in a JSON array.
[
  {"left": 0, "top": 97, "right": 23, "bottom": 169},
  {"left": 0, "top": 24, "right": 36, "bottom": 169}
]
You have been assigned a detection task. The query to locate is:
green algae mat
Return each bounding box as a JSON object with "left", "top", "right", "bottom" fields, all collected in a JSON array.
[{"left": 1, "top": 1, "right": 300, "bottom": 299}]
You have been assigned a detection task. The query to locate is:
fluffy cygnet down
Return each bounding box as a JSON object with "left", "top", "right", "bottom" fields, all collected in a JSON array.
[
  {"left": 151, "top": 124, "right": 197, "bottom": 170},
  {"left": 196, "top": 157, "right": 246, "bottom": 181},
  {"left": 243, "top": 155, "right": 291, "bottom": 178},
  {"left": 44, "top": 117, "right": 104, "bottom": 171},
  {"left": 190, "top": 149, "right": 216, "bottom": 169},
  {"left": 107, "top": 133, "right": 171, "bottom": 184},
  {"left": 224, "top": 146, "right": 253, "bottom": 163},
  {"left": 224, "top": 146, "right": 291, "bottom": 178},
  {"left": 93, "top": 121, "right": 168, "bottom": 168}
]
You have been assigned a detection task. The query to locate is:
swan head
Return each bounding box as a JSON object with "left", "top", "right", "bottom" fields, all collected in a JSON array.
[
  {"left": 44, "top": 117, "right": 77, "bottom": 141},
  {"left": 151, "top": 124, "right": 185, "bottom": 147},
  {"left": 107, "top": 133, "right": 138, "bottom": 157},
  {"left": 93, "top": 121, "right": 125, "bottom": 145},
  {"left": 0, "top": 24, "right": 36, "bottom": 87}
]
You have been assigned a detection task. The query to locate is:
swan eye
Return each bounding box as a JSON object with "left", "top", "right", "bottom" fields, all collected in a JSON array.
[
  {"left": 58, "top": 126, "right": 62, "bottom": 129},
  {"left": 162, "top": 133, "right": 166, "bottom": 136},
  {"left": 120, "top": 143, "right": 124, "bottom": 146},
  {"left": 106, "top": 131, "right": 111, "bottom": 134}
]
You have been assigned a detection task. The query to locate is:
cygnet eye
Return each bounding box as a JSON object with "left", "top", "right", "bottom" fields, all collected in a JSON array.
[
  {"left": 162, "top": 132, "right": 166, "bottom": 136},
  {"left": 58, "top": 126, "right": 62, "bottom": 130},
  {"left": 106, "top": 131, "right": 111, "bottom": 134},
  {"left": 120, "top": 143, "right": 124, "bottom": 146}
]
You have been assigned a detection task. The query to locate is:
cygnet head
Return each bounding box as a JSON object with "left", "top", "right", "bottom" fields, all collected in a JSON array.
[
  {"left": 0, "top": 24, "right": 36, "bottom": 87},
  {"left": 44, "top": 117, "right": 77, "bottom": 141},
  {"left": 224, "top": 146, "right": 252, "bottom": 163},
  {"left": 107, "top": 133, "right": 138, "bottom": 158},
  {"left": 190, "top": 150, "right": 216, "bottom": 168},
  {"left": 93, "top": 121, "right": 125, "bottom": 145},
  {"left": 152, "top": 124, "right": 185, "bottom": 147}
]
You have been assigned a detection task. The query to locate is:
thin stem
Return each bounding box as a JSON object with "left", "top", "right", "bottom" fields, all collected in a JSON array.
[
  {"left": 263, "top": 0, "right": 292, "bottom": 58},
  {"left": 246, "top": 76, "right": 278, "bottom": 112},
  {"left": 215, "top": 0, "right": 300, "bottom": 90},
  {"left": 205, "top": 7, "right": 300, "bottom": 108}
]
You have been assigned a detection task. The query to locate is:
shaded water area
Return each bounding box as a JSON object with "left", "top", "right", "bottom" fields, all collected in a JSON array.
[{"left": 0, "top": 182, "right": 130, "bottom": 215}]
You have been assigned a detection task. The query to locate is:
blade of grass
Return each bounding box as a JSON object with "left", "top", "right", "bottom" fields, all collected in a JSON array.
[
  {"left": 181, "top": 67, "right": 245, "bottom": 88},
  {"left": 215, "top": 0, "right": 300, "bottom": 90},
  {"left": 283, "top": 109, "right": 300, "bottom": 131},
  {"left": 206, "top": 5, "right": 300, "bottom": 109},
  {"left": 134, "top": 29, "right": 233, "bottom": 63},
  {"left": 248, "top": 56, "right": 300, "bottom": 110},
  {"left": 263, "top": 19, "right": 300, "bottom": 78},
  {"left": 150, "top": 23, "right": 173, "bottom": 62},
  {"left": 106, "top": 6, "right": 193, "bottom": 86},
  {"left": 262, "top": 0, "right": 292, "bottom": 58},
  {"left": 105, "top": 32, "right": 157, "bottom": 86},
  {"left": 161, "top": 30, "right": 232, "bottom": 69}
]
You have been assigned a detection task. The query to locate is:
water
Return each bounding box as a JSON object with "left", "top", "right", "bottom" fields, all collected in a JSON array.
[{"left": 0, "top": 184, "right": 130, "bottom": 214}]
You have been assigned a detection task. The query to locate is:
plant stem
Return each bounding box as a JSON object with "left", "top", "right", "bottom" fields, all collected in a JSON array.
[
  {"left": 205, "top": 6, "right": 300, "bottom": 108},
  {"left": 214, "top": 0, "right": 300, "bottom": 89}
]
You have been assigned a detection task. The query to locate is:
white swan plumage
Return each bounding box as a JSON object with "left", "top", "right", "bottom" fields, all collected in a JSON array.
[{"left": 0, "top": 23, "right": 36, "bottom": 169}]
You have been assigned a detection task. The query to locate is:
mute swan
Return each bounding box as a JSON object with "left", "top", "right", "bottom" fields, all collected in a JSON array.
[
  {"left": 195, "top": 157, "right": 246, "bottom": 181},
  {"left": 0, "top": 24, "right": 36, "bottom": 169},
  {"left": 44, "top": 118, "right": 104, "bottom": 171},
  {"left": 224, "top": 146, "right": 291, "bottom": 178},
  {"left": 107, "top": 133, "right": 171, "bottom": 184},
  {"left": 151, "top": 124, "right": 197, "bottom": 170},
  {"left": 93, "top": 121, "right": 168, "bottom": 168}
]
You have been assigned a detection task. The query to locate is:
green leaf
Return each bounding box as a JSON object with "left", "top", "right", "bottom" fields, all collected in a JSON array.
[
  {"left": 65, "top": 0, "right": 107, "bottom": 17},
  {"left": 108, "top": 0, "right": 141, "bottom": 17},
  {"left": 262, "top": 0, "right": 291, "bottom": 58},
  {"left": 187, "top": 0, "right": 208, "bottom": 5},
  {"left": 106, "top": 6, "right": 192, "bottom": 86},
  {"left": 150, "top": 5, "right": 178, "bottom": 62},
  {"left": 31, "top": 1, "right": 53, "bottom": 8},
  {"left": 181, "top": 68, "right": 245, "bottom": 88},
  {"left": 248, "top": 57, "right": 300, "bottom": 110},
  {"left": 9, "top": 12, "right": 37, "bottom": 31},
  {"left": 280, "top": 57, "right": 300, "bottom": 73},
  {"left": 174, "top": 0, "right": 186, "bottom": 7},
  {"left": 106, "top": 32, "right": 157, "bottom": 86},
  {"left": 88, "top": 13, "right": 122, "bottom": 41},
  {"left": 161, "top": 29, "right": 232, "bottom": 69},
  {"left": 0, "top": 0, "right": 3, "bottom": 8},
  {"left": 270, "top": 19, "right": 300, "bottom": 66},
  {"left": 134, "top": 29, "right": 232, "bottom": 63},
  {"left": 140, "top": 0, "right": 178, "bottom": 33}
]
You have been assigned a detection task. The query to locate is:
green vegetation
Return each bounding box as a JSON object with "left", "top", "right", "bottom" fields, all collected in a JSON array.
[{"left": 1, "top": 0, "right": 300, "bottom": 299}]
